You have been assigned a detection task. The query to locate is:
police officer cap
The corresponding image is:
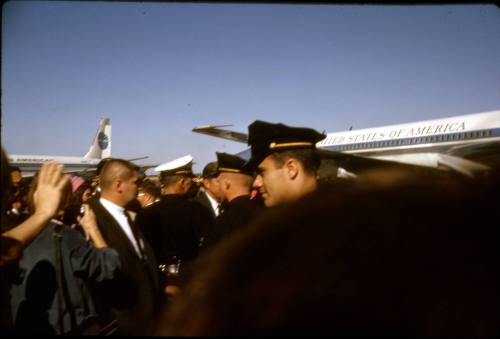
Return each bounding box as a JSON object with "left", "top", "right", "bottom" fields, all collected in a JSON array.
[
  {"left": 216, "top": 152, "right": 251, "bottom": 175},
  {"left": 244, "top": 120, "right": 326, "bottom": 171},
  {"left": 154, "top": 154, "right": 194, "bottom": 176}
]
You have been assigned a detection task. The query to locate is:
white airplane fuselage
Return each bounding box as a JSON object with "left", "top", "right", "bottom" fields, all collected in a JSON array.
[
  {"left": 7, "top": 155, "right": 101, "bottom": 176},
  {"left": 7, "top": 117, "right": 111, "bottom": 177},
  {"left": 316, "top": 110, "right": 500, "bottom": 169}
]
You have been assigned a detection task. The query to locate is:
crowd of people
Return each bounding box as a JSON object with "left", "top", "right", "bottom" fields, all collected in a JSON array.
[{"left": 1, "top": 119, "right": 499, "bottom": 335}]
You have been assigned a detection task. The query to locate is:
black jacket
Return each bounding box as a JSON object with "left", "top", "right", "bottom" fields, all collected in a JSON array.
[
  {"left": 88, "top": 197, "right": 162, "bottom": 336},
  {"left": 135, "top": 194, "right": 213, "bottom": 272},
  {"left": 205, "top": 194, "right": 264, "bottom": 249}
]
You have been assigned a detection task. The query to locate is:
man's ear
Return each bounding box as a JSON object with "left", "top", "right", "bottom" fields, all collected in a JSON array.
[
  {"left": 178, "top": 177, "right": 186, "bottom": 190},
  {"left": 114, "top": 180, "right": 123, "bottom": 193},
  {"left": 285, "top": 158, "right": 299, "bottom": 180},
  {"left": 223, "top": 177, "right": 230, "bottom": 191}
]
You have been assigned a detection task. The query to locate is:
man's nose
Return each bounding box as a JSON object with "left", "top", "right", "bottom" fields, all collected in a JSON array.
[{"left": 252, "top": 175, "right": 262, "bottom": 188}]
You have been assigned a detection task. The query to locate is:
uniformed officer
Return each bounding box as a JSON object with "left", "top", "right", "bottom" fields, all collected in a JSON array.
[
  {"left": 245, "top": 120, "right": 326, "bottom": 207},
  {"left": 135, "top": 155, "right": 212, "bottom": 297},
  {"left": 204, "top": 152, "right": 263, "bottom": 248}
]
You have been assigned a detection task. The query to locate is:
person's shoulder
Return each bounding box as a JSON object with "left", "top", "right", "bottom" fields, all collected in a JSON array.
[
  {"left": 188, "top": 197, "right": 207, "bottom": 208},
  {"left": 232, "top": 195, "right": 254, "bottom": 206}
]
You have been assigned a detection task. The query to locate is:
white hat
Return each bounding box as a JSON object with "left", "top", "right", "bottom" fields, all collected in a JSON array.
[{"left": 154, "top": 154, "right": 194, "bottom": 174}]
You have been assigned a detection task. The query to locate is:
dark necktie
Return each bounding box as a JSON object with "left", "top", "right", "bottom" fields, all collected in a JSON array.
[{"left": 124, "top": 211, "right": 145, "bottom": 259}]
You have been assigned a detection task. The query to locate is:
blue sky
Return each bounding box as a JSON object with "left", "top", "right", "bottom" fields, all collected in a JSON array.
[{"left": 2, "top": 2, "right": 500, "bottom": 173}]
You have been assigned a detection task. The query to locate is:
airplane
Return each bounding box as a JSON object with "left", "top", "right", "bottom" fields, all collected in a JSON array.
[
  {"left": 192, "top": 110, "right": 500, "bottom": 178},
  {"left": 8, "top": 117, "right": 112, "bottom": 177}
]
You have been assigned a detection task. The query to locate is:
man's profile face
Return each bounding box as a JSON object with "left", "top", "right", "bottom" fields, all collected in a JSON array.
[
  {"left": 204, "top": 176, "right": 223, "bottom": 202},
  {"left": 122, "top": 173, "right": 139, "bottom": 204},
  {"left": 252, "top": 155, "right": 288, "bottom": 207}
]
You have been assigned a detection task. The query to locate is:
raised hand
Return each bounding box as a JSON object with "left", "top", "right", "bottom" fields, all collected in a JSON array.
[{"left": 32, "top": 161, "right": 70, "bottom": 219}]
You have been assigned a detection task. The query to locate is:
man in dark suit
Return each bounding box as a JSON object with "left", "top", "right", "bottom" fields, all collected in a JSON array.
[
  {"left": 88, "top": 159, "right": 162, "bottom": 335},
  {"left": 193, "top": 161, "right": 223, "bottom": 220}
]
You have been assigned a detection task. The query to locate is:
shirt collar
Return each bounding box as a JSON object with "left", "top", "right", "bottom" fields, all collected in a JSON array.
[{"left": 100, "top": 197, "right": 125, "bottom": 214}]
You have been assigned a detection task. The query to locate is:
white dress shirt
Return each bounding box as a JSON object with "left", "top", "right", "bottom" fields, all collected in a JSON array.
[
  {"left": 100, "top": 198, "right": 143, "bottom": 257},
  {"left": 205, "top": 191, "right": 221, "bottom": 216}
]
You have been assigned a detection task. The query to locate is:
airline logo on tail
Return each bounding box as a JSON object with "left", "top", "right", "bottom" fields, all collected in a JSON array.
[
  {"left": 84, "top": 117, "right": 112, "bottom": 160},
  {"left": 98, "top": 131, "right": 109, "bottom": 150}
]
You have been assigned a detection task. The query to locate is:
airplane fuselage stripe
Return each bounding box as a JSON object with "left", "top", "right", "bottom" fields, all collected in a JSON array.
[{"left": 320, "top": 128, "right": 500, "bottom": 153}]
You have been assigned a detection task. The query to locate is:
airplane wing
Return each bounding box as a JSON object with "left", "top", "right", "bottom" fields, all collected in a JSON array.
[
  {"left": 136, "top": 164, "right": 158, "bottom": 172},
  {"left": 192, "top": 125, "right": 248, "bottom": 143},
  {"left": 62, "top": 157, "right": 158, "bottom": 178},
  {"left": 125, "top": 156, "right": 159, "bottom": 172}
]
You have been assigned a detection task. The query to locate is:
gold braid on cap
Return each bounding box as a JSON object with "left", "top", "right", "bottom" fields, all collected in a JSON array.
[
  {"left": 218, "top": 167, "right": 241, "bottom": 173},
  {"left": 175, "top": 170, "right": 192, "bottom": 175},
  {"left": 269, "top": 141, "right": 314, "bottom": 149}
]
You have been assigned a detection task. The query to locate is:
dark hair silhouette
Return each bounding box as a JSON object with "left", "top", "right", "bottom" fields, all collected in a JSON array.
[{"left": 157, "top": 169, "right": 499, "bottom": 336}]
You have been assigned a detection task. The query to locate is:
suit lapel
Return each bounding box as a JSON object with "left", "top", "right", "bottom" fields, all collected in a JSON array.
[{"left": 94, "top": 200, "right": 142, "bottom": 259}]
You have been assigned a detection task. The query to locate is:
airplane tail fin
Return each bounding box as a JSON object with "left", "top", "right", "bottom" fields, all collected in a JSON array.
[{"left": 83, "top": 117, "right": 112, "bottom": 160}]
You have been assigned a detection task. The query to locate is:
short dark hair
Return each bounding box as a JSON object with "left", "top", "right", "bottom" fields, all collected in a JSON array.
[
  {"left": 202, "top": 161, "right": 219, "bottom": 178},
  {"left": 139, "top": 179, "right": 161, "bottom": 199},
  {"left": 99, "top": 159, "right": 138, "bottom": 191}
]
